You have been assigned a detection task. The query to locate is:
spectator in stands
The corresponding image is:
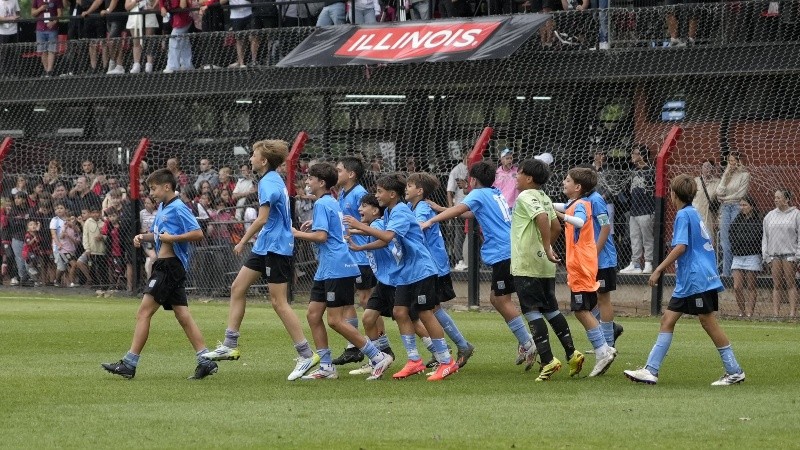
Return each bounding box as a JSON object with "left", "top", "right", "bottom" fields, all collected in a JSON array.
[
  {"left": 41, "top": 159, "right": 69, "bottom": 192},
  {"left": 250, "top": 0, "right": 278, "bottom": 65},
  {"left": 665, "top": 0, "right": 697, "bottom": 47},
  {"left": 196, "top": 180, "right": 213, "bottom": 201},
  {"left": 716, "top": 151, "right": 750, "bottom": 277},
  {"left": 218, "top": 188, "right": 233, "bottom": 207},
  {"left": 218, "top": 166, "right": 236, "bottom": 193},
  {"left": 80, "top": 158, "right": 96, "bottom": 183},
  {"left": 139, "top": 195, "right": 156, "bottom": 278},
  {"left": 408, "top": 0, "right": 429, "bottom": 20},
  {"left": 166, "top": 157, "right": 190, "bottom": 186},
  {"left": 194, "top": 158, "right": 219, "bottom": 191},
  {"left": 1, "top": 197, "right": 13, "bottom": 283},
  {"left": 762, "top": 189, "right": 800, "bottom": 319},
  {"left": 160, "top": 0, "right": 193, "bottom": 73},
  {"left": 11, "top": 175, "right": 28, "bottom": 196},
  {"left": 494, "top": 148, "right": 519, "bottom": 208},
  {"left": 619, "top": 146, "right": 655, "bottom": 274},
  {"left": 82, "top": 204, "right": 106, "bottom": 289},
  {"left": 101, "top": 209, "right": 126, "bottom": 290},
  {"left": 9, "top": 192, "right": 33, "bottom": 286},
  {"left": 277, "top": 0, "right": 316, "bottom": 27},
  {"left": 96, "top": 0, "right": 127, "bottom": 74},
  {"left": 294, "top": 175, "right": 314, "bottom": 224},
  {"left": 81, "top": 0, "right": 110, "bottom": 73},
  {"left": 446, "top": 152, "right": 469, "bottom": 271},
  {"left": 353, "top": 0, "right": 379, "bottom": 23},
  {"left": 22, "top": 220, "right": 46, "bottom": 286},
  {"left": 191, "top": 0, "right": 225, "bottom": 70},
  {"left": 52, "top": 204, "right": 81, "bottom": 286},
  {"left": 125, "top": 0, "right": 158, "bottom": 73},
  {"left": 232, "top": 162, "right": 255, "bottom": 220},
  {"left": 207, "top": 199, "right": 233, "bottom": 245},
  {"left": 0, "top": 0, "right": 20, "bottom": 79},
  {"left": 693, "top": 160, "right": 720, "bottom": 246},
  {"left": 729, "top": 195, "right": 761, "bottom": 318},
  {"left": 316, "top": 0, "right": 345, "bottom": 26},
  {"left": 61, "top": 0, "right": 86, "bottom": 76},
  {"left": 405, "top": 155, "right": 417, "bottom": 173},
  {"left": 32, "top": 0, "right": 62, "bottom": 77},
  {"left": 50, "top": 182, "right": 69, "bottom": 205},
  {"left": 68, "top": 176, "right": 102, "bottom": 216}
]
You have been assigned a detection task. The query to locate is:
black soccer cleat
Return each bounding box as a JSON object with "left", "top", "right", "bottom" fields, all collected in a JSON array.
[
  {"left": 613, "top": 323, "right": 624, "bottom": 344},
  {"left": 188, "top": 361, "right": 218, "bottom": 380},
  {"left": 332, "top": 347, "right": 364, "bottom": 365},
  {"left": 101, "top": 360, "right": 136, "bottom": 379}
]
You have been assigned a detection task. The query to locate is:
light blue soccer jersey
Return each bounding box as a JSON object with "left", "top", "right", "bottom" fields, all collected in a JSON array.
[
  {"left": 339, "top": 184, "right": 369, "bottom": 266},
  {"left": 252, "top": 171, "right": 294, "bottom": 256},
  {"left": 151, "top": 196, "right": 201, "bottom": 270},
  {"left": 384, "top": 202, "right": 437, "bottom": 286},
  {"left": 462, "top": 187, "right": 512, "bottom": 265},
  {"left": 671, "top": 205, "right": 724, "bottom": 297},
  {"left": 311, "top": 194, "right": 360, "bottom": 281},
  {"left": 587, "top": 191, "right": 618, "bottom": 269},
  {"left": 366, "top": 218, "right": 397, "bottom": 286},
  {"left": 411, "top": 201, "right": 450, "bottom": 276}
]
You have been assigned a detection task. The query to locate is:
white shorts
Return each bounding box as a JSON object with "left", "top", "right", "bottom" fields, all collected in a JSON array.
[
  {"left": 732, "top": 254, "right": 762, "bottom": 272},
  {"left": 126, "top": 13, "right": 159, "bottom": 36}
]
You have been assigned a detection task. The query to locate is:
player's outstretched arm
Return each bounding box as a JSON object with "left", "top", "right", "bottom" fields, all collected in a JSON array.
[
  {"left": 421, "top": 203, "right": 470, "bottom": 230},
  {"left": 344, "top": 216, "right": 396, "bottom": 243}
]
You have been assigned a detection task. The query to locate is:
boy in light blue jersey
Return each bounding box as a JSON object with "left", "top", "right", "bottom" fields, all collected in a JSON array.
[
  {"left": 293, "top": 163, "right": 393, "bottom": 380},
  {"left": 101, "top": 169, "right": 217, "bottom": 380},
  {"left": 332, "top": 156, "right": 378, "bottom": 366},
  {"left": 406, "top": 173, "right": 475, "bottom": 369},
  {"left": 423, "top": 161, "right": 538, "bottom": 368},
  {"left": 203, "top": 140, "right": 317, "bottom": 381},
  {"left": 625, "top": 174, "right": 745, "bottom": 386},
  {"left": 345, "top": 174, "right": 458, "bottom": 381}
]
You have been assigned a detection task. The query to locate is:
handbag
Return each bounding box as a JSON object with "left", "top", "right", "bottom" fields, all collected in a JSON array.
[{"left": 700, "top": 177, "right": 720, "bottom": 214}]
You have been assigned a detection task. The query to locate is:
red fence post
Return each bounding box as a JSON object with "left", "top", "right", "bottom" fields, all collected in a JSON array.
[
  {"left": 0, "top": 137, "right": 14, "bottom": 197},
  {"left": 287, "top": 132, "right": 309, "bottom": 197},
  {"left": 466, "top": 127, "right": 493, "bottom": 308},
  {"left": 128, "top": 137, "right": 150, "bottom": 292}
]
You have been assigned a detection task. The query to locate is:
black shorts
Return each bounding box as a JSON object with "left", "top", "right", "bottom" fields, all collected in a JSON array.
[
  {"left": 366, "top": 282, "right": 396, "bottom": 318},
  {"left": 355, "top": 265, "right": 377, "bottom": 291},
  {"left": 106, "top": 18, "right": 126, "bottom": 38},
  {"left": 243, "top": 251, "right": 292, "bottom": 284},
  {"left": 395, "top": 275, "right": 438, "bottom": 312},
  {"left": 84, "top": 17, "right": 107, "bottom": 39},
  {"left": 230, "top": 17, "right": 251, "bottom": 32},
  {"left": 570, "top": 290, "right": 598, "bottom": 312},
  {"left": 515, "top": 276, "right": 560, "bottom": 314},
  {"left": 437, "top": 274, "right": 457, "bottom": 303},
  {"left": 597, "top": 267, "right": 617, "bottom": 294},
  {"left": 668, "top": 289, "right": 719, "bottom": 315},
  {"left": 144, "top": 257, "right": 188, "bottom": 310},
  {"left": 310, "top": 277, "right": 356, "bottom": 308},
  {"left": 491, "top": 259, "right": 516, "bottom": 296}
]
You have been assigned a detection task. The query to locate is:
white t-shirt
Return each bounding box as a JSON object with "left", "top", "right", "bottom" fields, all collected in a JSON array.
[
  {"left": 0, "top": 0, "right": 20, "bottom": 35},
  {"left": 229, "top": 0, "right": 252, "bottom": 19},
  {"left": 446, "top": 162, "right": 468, "bottom": 205},
  {"left": 49, "top": 215, "right": 65, "bottom": 252}
]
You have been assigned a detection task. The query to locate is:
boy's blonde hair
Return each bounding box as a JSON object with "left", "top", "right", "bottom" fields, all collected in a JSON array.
[
  {"left": 253, "top": 140, "right": 289, "bottom": 171},
  {"left": 670, "top": 174, "right": 696, "bottom": 204}
]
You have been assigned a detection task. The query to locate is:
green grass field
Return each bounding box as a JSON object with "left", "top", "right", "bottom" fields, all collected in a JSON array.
[{"left": 2, "top": 292, "right": 798, "bottom": 449}]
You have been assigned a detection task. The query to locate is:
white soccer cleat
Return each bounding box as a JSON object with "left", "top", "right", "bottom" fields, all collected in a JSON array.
[
  {"left": 624, "top": 367, "right": 658, "bottom": 385},
  {"left": 711, "top": 372, "right": 745, "bottom": 386},
  {"left": 201, "top": 342, "right": 241, "bottom": 361},
  {"left": 348, "top": 363, "right": 373, "bottom": 376},
  {"left": 301, "top": 367, "right": 338, "bottom": 380},
  {"left": 367, "top": 352, "right": 394, "bottom": 380},
  {"left": 589, "top": 347, "right": 617, "bottom": 377},
  {"left": 288, "top": 353, "right": 320, "bottom": 381}
]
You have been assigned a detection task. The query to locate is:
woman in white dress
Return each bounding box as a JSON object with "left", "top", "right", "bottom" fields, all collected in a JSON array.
[{"left": 125, "top": 0, "right": 160, "bottom": 73}]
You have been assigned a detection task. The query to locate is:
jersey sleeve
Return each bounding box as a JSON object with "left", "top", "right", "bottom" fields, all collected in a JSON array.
[
  {"left": 385, "top": 208, "right": 410, "bottom": 237},
  {"left": 572, "top": 202, "right": 588, "bottom": 223},
  {"left": 311, "top": 200, "right": 331, "bottom": 234},
  {"left": 258, "top": 178, "right": 274, "bottom": 207},
  {"left": 671, "top": 210, "right": 689, "bottom": 247},
  {"left": 462, "top": 190, "right": 481, "bottom": 214},
  {"left": 178, "top": 204, "right": 202, "bottom": 233}
]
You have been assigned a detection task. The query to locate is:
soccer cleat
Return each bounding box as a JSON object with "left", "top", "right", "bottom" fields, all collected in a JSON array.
[
  {"left": 301, "top": 367, "right": 338, "bottom": 380},
  {"left": 201, "top": 343, "right": 241, "bottom": 361},
  {"left": 101, "top": 360, "right": 136, "bottom": 379},
  {"left": 624, "top": 367, "right": 658, "bottom": 385},
  {"left": 425, "top": 354, "right": 439, "bottom": 369},
  {"left": 613, "top": 323, "right": 624, "bottom": 344},
  {"left": 515, "top": 345, "right": 527, "bottom": 365},
  {"left": 367, "top": 352, "right": 394, "bottom": 380},
  {"left": 392, "top": 359, "right": 427, "bottom": 379},
  {"left": 332, "top": 347, "right": 364, "bottom": 365},
  {"left": 711, "top": 371, "right": 745, "bottom": 386},
  {"left": 427, "top": 360, "right": 458, "bottom": 381},
  {"left": 455, "top": 343, "right": 475, "bottom": 368},
  {"left": 287, "top": 353, "right": 320, "bottom": 381},
  {"left": 589, "top": 348, "right": 617, "bottom": 377},
  {"left": 523, "top": 346, "right": 538, "bottom": 372},
  {"left": 568, "top": 351, "right": 585, "bottom": 377},
  {"left": 349, "top": 363, "right": 373, "bottom": 375},
  {"left": 189, "top": 361, "right": 219, "bottom": 380},
  {"left": 535, "top": 357, "right": 562, "bottom": 381}
]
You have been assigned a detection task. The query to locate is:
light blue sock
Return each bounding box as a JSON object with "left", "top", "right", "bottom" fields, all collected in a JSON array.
[
  {"left": 586, "top": 325, "right": 606, "bottom": 350},
  {"left": 346, "top": 317, "right": 359, "bottom": 348},
  {"left": 318, "top": 348, "right": 332, "bottom": 368},
  {"left": 359, "top": 339, "right": 381, "bottom": 361},
  {"left": 377, "top": 334, "right": 390, "bottom": 351},
  {"left": 717, "top": 345, "right": 743, "bottom": 374},
  {"left": 434, "top": 308, "right": 469, "bottom": 349},
  {"left": 645, "top": 332, "right": 673, "bottom": 376},
  {"left": 123, "top": 351, "right": 139, "bottom": 369},
  {"left": 600, "top": 320, "right": 615, "bottom": 347},
  {"left": 401, "top": 334, "right": 421, "bottom": 361},
  {"left": 507, "top": 315, "right": 533, "bottom": 347},
  {"left": 591, "top": 306, "right": 601, "bottom": 321},
  {"left": 432, "top": 338, "right": 452, "bottom": 364}
]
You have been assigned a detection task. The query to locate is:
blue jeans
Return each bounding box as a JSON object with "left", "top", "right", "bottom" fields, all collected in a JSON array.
[
  {"left": 11, "top": 238, "right": 28, "bottom": 281},
  {"left": 166, "top": 24, "right": 193, "bottom": 71},
  {"left": 316, "top": 3, "right": 346, "bottom": 26},
  {"left": 596, "top": 0, "right": 608, "bottom": 44},
  {"left": 353, "top": 6, "right": 377, "bottom": 24},
  {"left": 719, "top": 202, "right": 741, "bottom": 277}
]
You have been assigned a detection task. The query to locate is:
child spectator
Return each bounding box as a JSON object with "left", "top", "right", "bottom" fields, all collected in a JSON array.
[
  {"left": 125, "top": 0, "right": 158, "bottom": 73},
  {"left": 102, "top": 210, "right": 125, "bottom": 290},
  {"left": 730, "top": 196, "right": 761, "bottom": 318},
  {"left": 221, "top": 0, "right": 258, "bottom": 68},
  {"left": 23, "top": 220, "right": 47, "bottom": 285},
  {"left": 207, "top": 199, "right": 233, "bottom": 245},
  {"left": 9, "top": 192, "right": 33, "bottom": 286},
  {"left": 0, "top": 0, "right": 20, "bottom": 78},
  {"left": 32, "top": 0, "right": 62, "bottom": 77},
  {"left": 139, "top": 196, "right": 157, "bottom": 278},
  {"left": 52, "top": 204, "right": 81, "bottom": 287},
  {"left": 620, "top": 146, "right": 655, "bottom": 275},
  {"left": 625, "top": 174, "right": 745, "bottom": 386},
  {"left": 159, "top": 0, "right": 193, "bottom": 73},
  {"left": 82, "top": 205, "right": 107, "bottom": 289}
]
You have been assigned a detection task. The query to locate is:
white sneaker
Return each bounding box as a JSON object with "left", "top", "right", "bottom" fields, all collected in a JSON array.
[
  {"left": 145, "top": 62, "right": 153, "bottom": 73},
  {"left": 163, "top": 68, "right": 175, "bottom": 74},
  {"left": 711, "top": 371, "right": 745, "bottom": 386},
  {"left": 108, "top": 60, "right": 116, "bottom": 71},
  {"left": 10, "top": 277, "right": 19, "bottom": 286},
  {"left": 288, "top": 353, "right": 320, "bottom": 381},
  {"left": 107, "top": 65, "right": 125, "bottom": 75},
  {"left": 624, "top": 367, "right": 658, "bottom": 384},
  {"left": 454, "top": 260, "right": 468, "bottom": 271},
  {"left": 130, "top": 63, "right": 141, "bottom": 74},
  {"left": 348, "top": 363, "right": 373, "bottom": 375},
  {"left": 228, "top": 62, "right": 245, "bottom": 69},
  {"left": 642, "top": 262, "right": 654, "bottom": 274},
  {"left": 301, "top": 366, "right": 338, "bottom": 380},
  {"left": 619, "top": 263, "right": 642, "bottom": 274},
  {"left": 598, "top": 41, "right": 610, "bottom": 50},
  {"left": 367, "top": 352, "right": 394, "bottom": 380},
  {"left": 201, "top": 343, "right": 241, "bottom": 361},
  {"left": 27, "top": 266, "right": 39, "bottom": 276},
  {"left": 589, "top": 347, "right": 617, "bottom": 377},
  {"left": 69, "top": 282, "right": 80, "bottom": 288}
]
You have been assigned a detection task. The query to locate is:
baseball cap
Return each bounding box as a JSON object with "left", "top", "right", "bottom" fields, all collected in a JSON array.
[
  {"left": 534, "top": 152, "right": 554, "bottom": 165},
  {"left": 500, "top": 148, "right": 513, "bottom": 158}
]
